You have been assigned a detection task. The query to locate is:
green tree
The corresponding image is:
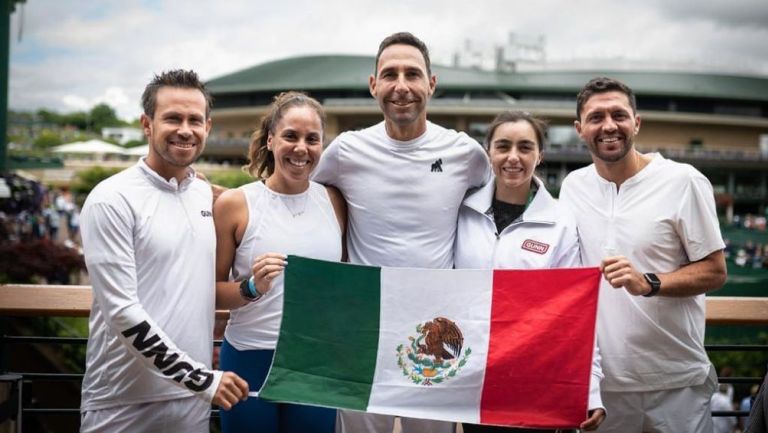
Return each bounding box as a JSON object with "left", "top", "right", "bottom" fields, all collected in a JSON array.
[
  {"left": 208, "top": 170, "right": 253, "bottom": 188},
  {"left": 33, "top": 129, "right": 64, "bottom": 149},
  {"left": 123, "top": 139, "right": 146, "bottom": 148},
  {"left": 72, "top": 166, "right": 123, "bottom": 195},
  {"left": 62, "top": 111, "right": 89, "bottom": 130},
  {"left": 90, "top": 103, "right": 124, "bottom": 131}
]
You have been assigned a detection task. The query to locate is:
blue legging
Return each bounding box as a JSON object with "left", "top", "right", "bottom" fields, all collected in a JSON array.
[{"left": 219, "top": 339, "right": 336, "bottom": 433}]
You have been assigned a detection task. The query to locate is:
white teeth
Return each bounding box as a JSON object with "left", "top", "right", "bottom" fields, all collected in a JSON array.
[{"left": 288, "top": 158, "right": 309, "bottom": 167}]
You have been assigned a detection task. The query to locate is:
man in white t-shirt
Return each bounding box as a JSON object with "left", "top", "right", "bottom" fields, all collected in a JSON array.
[
  {"left": 559, "top": 77, "right": 727, "bottom": 433},
  {"left": 313, "top": 32, "right": 490, "bottom": 433},
  {"left": 79, "top": 70, "right": 248, "bottom": 433}
]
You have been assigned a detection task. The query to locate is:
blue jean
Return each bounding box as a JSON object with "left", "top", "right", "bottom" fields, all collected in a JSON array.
[{"left": 219, "top": 339, "right": 336, "bottom": 433}]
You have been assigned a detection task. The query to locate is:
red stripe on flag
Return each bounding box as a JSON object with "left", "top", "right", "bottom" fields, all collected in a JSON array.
[{"left": 479, "top": 268, "right": 601, "bottom": 428}]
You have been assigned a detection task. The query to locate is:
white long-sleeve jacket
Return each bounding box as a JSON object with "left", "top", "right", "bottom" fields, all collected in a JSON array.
[{"left": 80, "top": 160, "right": 221, "bottom": 411}]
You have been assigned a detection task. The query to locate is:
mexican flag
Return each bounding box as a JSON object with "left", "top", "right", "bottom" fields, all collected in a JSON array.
[{"left": 260, "top": 256, "right": 600, "bottom": 428}]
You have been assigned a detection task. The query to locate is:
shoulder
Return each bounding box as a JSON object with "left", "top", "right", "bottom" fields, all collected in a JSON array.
[
  {"left": 560, "top": 165, "right": 595, "bottom": 192},
  {"left": 83, "top": 167, "right": 139, "bottom": 208},
  {"left": 331, "top": 122, "right": 384, "bottom": 149},
  {"left": 656, "top": 156, "right": 707, "bottom": 182},
  {"left": 649, "top": 156, "right": 712, "bottom": 194},
  {"left": 213, "top": 184, "right": 248, "bottom": 216}
]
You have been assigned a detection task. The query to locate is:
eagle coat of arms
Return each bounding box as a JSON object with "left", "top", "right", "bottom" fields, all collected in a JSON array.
[{"left": 396, "top": 317, "right": 471, "bottom": 386}]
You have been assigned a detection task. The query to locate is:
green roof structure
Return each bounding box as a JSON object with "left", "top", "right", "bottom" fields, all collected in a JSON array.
[{"left": 207, "top": 54, "right": 768, "bottom": 103}]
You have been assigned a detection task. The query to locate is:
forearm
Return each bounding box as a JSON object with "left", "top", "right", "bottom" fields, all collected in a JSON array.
[
  {"left": 657, "top": 250, "right": 727, "bottom": 297},
  {"left": 216, "top": 280, "right": 249, "bottom": 310}
]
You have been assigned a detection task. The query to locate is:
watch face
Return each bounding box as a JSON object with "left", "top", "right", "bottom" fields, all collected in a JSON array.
[{"left": 645, "top": 273, "right": 661, "bottom": 286}]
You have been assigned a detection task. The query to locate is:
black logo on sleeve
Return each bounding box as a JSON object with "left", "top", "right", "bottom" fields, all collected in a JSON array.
[
  {"left": 200, "top": 210, "right": 212, "bottom": 217},
  {"left": 431, "top": 158, "right": 443, "bottom": 172},
  {"left": 122, "top": 321, "right": 214, "bottom": 393}
]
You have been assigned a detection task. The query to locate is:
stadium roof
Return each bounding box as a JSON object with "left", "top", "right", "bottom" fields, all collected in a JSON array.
[{"left": 206, "top": 54, "right": 768, "bottom": 102}]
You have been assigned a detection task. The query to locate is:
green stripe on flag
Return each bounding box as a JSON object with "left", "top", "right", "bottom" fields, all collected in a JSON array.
[{"left": 259, "top": 256, "right": 381, "bottom": 411}]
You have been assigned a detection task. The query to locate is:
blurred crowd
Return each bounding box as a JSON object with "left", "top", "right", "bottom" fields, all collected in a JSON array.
[
  {"left": 0, "top": 174, "right": 81, "bottom": 248},
  {"left": 712, "top": 366, "right": 760, "bottom": 433}
]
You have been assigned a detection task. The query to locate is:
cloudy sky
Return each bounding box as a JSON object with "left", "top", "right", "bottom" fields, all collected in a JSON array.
[{"left": 9, "top": 0, "right": 768, "bottom": 120}]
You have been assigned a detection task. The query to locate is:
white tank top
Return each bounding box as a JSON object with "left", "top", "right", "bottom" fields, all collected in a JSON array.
[{"left": 224, "top": 181, "right": 342, "bottom": 350}]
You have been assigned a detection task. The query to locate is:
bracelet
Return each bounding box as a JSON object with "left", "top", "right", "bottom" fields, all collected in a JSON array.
[{"left": 239, "top": 276, "right": 263, "bottom": 302}]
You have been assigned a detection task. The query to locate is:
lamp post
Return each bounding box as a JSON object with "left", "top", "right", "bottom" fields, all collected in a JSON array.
[{"left": 1, "top": 0, "right": 25, "bottom": 174}]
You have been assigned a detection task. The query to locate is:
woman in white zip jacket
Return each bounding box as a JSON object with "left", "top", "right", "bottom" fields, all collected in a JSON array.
[{"left": 455, "top": 111, "right": 605, "bottom": 433}]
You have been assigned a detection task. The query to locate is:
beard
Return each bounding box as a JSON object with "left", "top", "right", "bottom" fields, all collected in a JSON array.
[{"left": 589, "top": 135, "right": 633, "bottom": 163}]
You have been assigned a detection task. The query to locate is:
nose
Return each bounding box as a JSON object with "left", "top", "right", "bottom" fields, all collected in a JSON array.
[
  {"left": 293, "top": 139, "right": 308, "bottom": 154},
  {"left": 506, "top": 148, "right": 521, "bottom": 163},
  {"left": 394, "top": 74, "right": 409, "bottom": 93},
  {"left": 601, "top": 117, "right": 618, "bottom": 133},
  {"left": 177, "top": 120, "right": 192, "bottom": 137}
]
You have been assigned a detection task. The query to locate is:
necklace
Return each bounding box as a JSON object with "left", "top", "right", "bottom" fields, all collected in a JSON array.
[
  {"left": 279, "top": 193, "right": 308, "bottom": 218},
  {"left": 265, "top": 179, "right": 309, "bottom": 218}
]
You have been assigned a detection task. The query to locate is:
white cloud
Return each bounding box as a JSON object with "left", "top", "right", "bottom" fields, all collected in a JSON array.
[{"left": 8, "top": 0, "right": 768, "bottom": 121}]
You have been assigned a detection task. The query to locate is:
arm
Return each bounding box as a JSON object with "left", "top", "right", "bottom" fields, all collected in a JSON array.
[
  {"left": 81, "top": 200, "right": 248, "bottom": 408},
  {"left": 214, "top": 188, "right": 251, "bottom": 310},
  {"left": 214, "top": 187, "right": 286, "bottom": 309},
  {"left": 325, "top": 185, "right": 348, "bottom": 262},
  {"left": 601, "top": 249, "right": 726, "bottom": 297}
]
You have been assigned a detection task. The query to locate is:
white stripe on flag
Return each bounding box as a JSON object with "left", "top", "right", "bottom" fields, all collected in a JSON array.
[{"left": 366, "top": 268, "right": 494, "bottom": 424}]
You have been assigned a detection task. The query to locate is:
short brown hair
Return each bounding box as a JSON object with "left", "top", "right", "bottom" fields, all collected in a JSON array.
[
  {"left": 375, "top": 32, "right": 432, "bottom": 76},
  {"left": 485, "top": 111, "right": 548, "bottom": 152},
  {"left": 245, "top": 91, "right": 326, "bottom": 179},
  {"left": 576, "top": 77, "right": 637, "bottom": 120},
  {"left": 141, "top": 69, "right": 213, "bottom": 119}
]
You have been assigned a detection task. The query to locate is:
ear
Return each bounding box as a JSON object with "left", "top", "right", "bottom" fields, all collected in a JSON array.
[
  {"left": 368, "top": 74, "right": 377, "bottom": 98},
  {"left": 205, "top": 117, "right": 212, "bottom": 135},
  {"left": 140, "top": 114, "right": 152, "bottom": 138},
  {"left": 574, "top": 120, "right": 582, "bottom": 136},
  {"left": 634, "top": 114, "right": 641, "bottom": 134},
  {"left": 427, "top": 74, "right": 436, "bottom": 97},
  {"left": 267, "top": 133, "right": 273, "bottom": 151}
]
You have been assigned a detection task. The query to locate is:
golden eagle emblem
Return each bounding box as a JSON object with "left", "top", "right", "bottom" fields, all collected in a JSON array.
[
  {"left": 418, "top": 317, "right": 463, "bottom": 364},
  {"left": 396, "top": 317, "right": 471, "bottom": 386}
]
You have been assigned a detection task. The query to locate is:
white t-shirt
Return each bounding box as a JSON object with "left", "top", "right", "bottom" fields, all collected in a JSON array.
[
  {"left": 560, "top": 153, "right": 725, "bottom": 392},
  {"left": 224, "top": 181, "right": 342, "bottom": 350},
  {"left": 313, "top": 120, "right": 491, "bottom": 268},
  {"left": 80, "top": 159, "right": 221, "bottom": 411},
  {"left": 454, "top": 176, "right": 603, "bottom": 411}
]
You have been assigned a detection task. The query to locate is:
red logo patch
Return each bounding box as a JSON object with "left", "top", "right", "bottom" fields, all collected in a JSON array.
[{"left": 521, "top": 239, "right": 549, "bottom": 255}]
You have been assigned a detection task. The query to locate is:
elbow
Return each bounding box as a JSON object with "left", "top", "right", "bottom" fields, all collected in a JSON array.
[{"left": 712, "top": 266, "right": 727, "bottom": 291}]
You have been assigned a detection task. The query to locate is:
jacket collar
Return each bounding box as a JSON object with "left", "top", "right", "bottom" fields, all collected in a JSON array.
[
  {"left": 463, "top": 176, "right": 557, "bottom": 224},
  {"left": 137, "top": 157, "right": 196, "bottom": 192}
]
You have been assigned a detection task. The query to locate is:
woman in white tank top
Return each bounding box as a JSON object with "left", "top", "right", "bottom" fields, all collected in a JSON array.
[{"left": 213, "top": 92, "right": 346, "bottom": 433}]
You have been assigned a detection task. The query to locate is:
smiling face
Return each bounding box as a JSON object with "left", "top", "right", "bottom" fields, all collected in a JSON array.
[
  {"left": 489, "top": 120, "right": 542, "bottom": 199},
  {"left": 575, "top": 91, "right": 640, "bottom": 164},
  {"left": 266, "top": 105, "right": 324, "bottom": 194},
  {"left": 141, "top": 86, "right": 211, "bottom": 181},
  {"left": 369, "top": 43, "right": 436, "bottom": 140}
]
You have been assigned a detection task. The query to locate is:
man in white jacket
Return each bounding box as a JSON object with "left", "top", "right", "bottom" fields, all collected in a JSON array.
[{"left": 79, "top": 70, "right": 248, "bottom": 433}]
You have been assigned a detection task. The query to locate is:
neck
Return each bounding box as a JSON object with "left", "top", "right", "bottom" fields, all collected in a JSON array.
[
  {"left": 594, "top": 150, "right": 651, "bottom": 187},
  {"left": 384, "top": 117, "right": 427, "bottom": 142},
  {"left": 494, "top": 179, "right": 531, "bottom": 205},
  {"left": 265, "top": 175, "right": 309, "bottom": 195},
  {"left": 144, "top": 155, "right": 188, "bottom": 184}
]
